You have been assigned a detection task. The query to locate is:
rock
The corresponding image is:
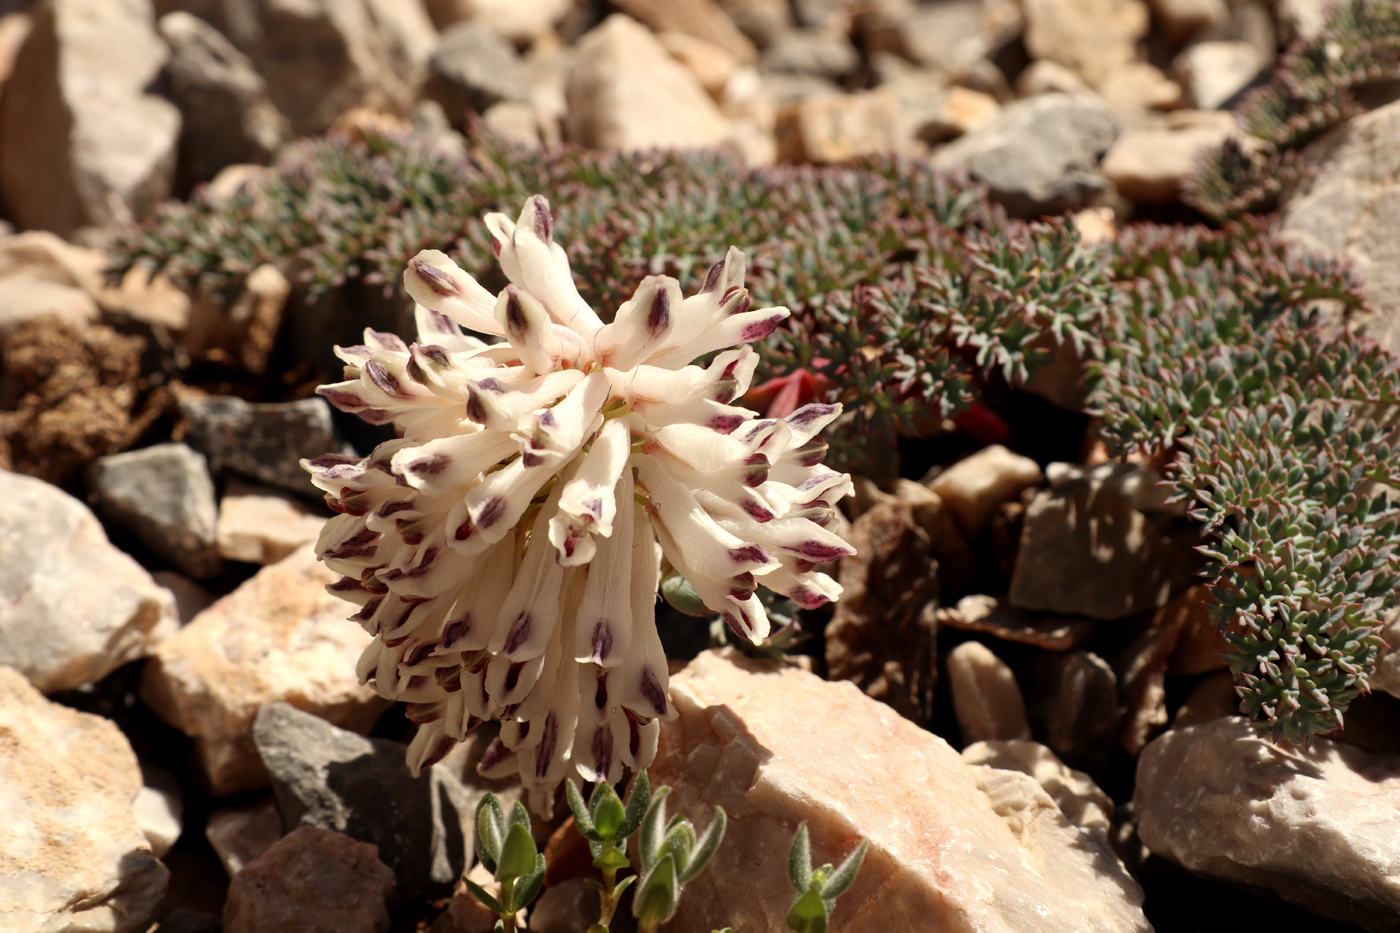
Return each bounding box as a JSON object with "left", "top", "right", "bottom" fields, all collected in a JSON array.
[
  {"left": 927, "top": 444, "right": 1043, "bottom": 538},
  {"left": 1021, "top": 0, "right": 1149, "bottom": 88},
  {"left": 0, "top": 273, "right": 100, "bottom": 335},
  {"left": 933, "top": 93, "right": 1121, "bottom": 217},
  {"left": 1276, "top": 0, "right": 1330, "bottom": 43},
  {"left": 207, "top": 795, "right": 284, "bottom": 876},
  {"left": 940, "top": 594, "right": 1096, "bottom": 650},
  {"left": 909, "top": 86, "right": 1000, "bottom": 146},
  {"left": 1014, "top": 60, "right": 1091, "bottom": 97},
  {"left": 776, "top": 89, "right": 901, "bottom": 163},
  {"left": 159, "top": 11, "right": 287, "bottom": 187},
  {"left": 0, "top": 666, "right": 168, "bottom": 932},
  {"left": 1029, "top": 649, "right": 1121, "bottom": 770},
  {"left": 947, "top": 640, "right": 1032, "bottom": 744},
  {"left": 152, "top": 570, "right": 216, "bottom": 624},
  {"left": 1102, "top": 111, "right": 1235, "bottom": 203},
  {"left": 429, "top": 891, "right": 501, "bottom": 933},
  {"left": 1147, "top": 0, "right": 1228, "bottom": 41},
  {"left": 1371, "top": 611, "right": 1400, "bottom": 700},
  {"left": 564, "top": 14, "right": 731, "bottom": 151},
  {"left": 481, "top": 100, "right": 547, "bottom": 148},
  {"left": 1173, "top": 40, "right": 1263, "bottom": 110},
  {"left": 0, "top": 470, "right": 176, "bottom": 692},
  {"left": 140, "top": 544, "right": 388, "bottom": 794},
  {"left": 825, "top": 500, "right": 940, "bottom": 723},
  {"left": 216, "top": 477, "right": 327, "bottom": 565},
  {"left": 1279, "top": 100, "right": 1400, "bottom": 358},
  {"left": 1071, "top": 206, "right": 1118, "bottom": 245},
  {"left": 422, "top": 0, "right": 570, "bottom": 43},
  {"left": 659, "top": 31, "right": 740, "bottom": 101},
  {"left": 182, "top": 263, "right": 290, "bottom": 377},
  {"left": 1171, "top": 670, "right": 1239, "bottom": 728},
  {"left": 519, "top": 878, "right": 595, "bottom": 933},
  {"left": 760, "top": 28, "right": 857, "bottom": 79},
  {"left": 758, "top": 70, "right": 843, "bottom": 105},
  {"left": 253, "top": 702, "right": 481, "bottom": 903},
  {"left": 0, "top": 0, "right": 179, "bottom": 239},
  {"left": 223, "top": 826, "right": 395, "bottom": 933},
  {"left": 0, "top": 11, "right": 29, "bottom": 100},
  {"left": 179, "top": 394, "right": 342, "bottom": 496},
  {"left": 426, "top": 22, "right": 531, "bottom": 123},
  {"left": 1164, "top": 584, "right": 1229, "bottom": 675},
  {"left": 1136, "top": 718, "right": 1400, "bottom": 930},
  {"left": 963, "top": 739, "right": 1115, "bottom": 854},
  {"left": 1008, "top": 461, "right": 1194, "bottom": 620},
  {"left": 610, "top": 0, "right": 757, "bottom": 64},
  {"left": 1094, "top": 61, "right": 1183, "bottom": 112},
  {"left": 134, "top": 782, "right": 183, "bottom": 858},
  {"left": 89, "top": 442, "right": 223, "bottom": 579},
  {"left": 715, "top": 0, "right": 791, "bottom": 47},
  {"left": 872, "top": 0, "right": 1013, "bottom": 76},
  {"left": 651, "top": 650, "right": 1150, "bottom": 933},
  {"left": 888, "top": 479, "right": 980, "bottom": 595}
]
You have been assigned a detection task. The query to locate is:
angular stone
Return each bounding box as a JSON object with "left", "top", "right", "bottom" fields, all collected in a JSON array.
[
  {"left": 133, "top": 782, "right": 182, "bottom": 859},
  {"left": 715, "top": 0, "right": 791, "bottom": 47},
  {"left": 1173, "top": 40, "right": 1263, "bottom": 110},
  {"left": 140, "top": 544, "right": 388, "bottom": 794},
  {"left": 610, "top": 0, "right": 757, "bottom": 64},
  {"left": 428, "top": 891, "right": 502, "bottom": 933},
  {"left": 1030, "top": 649, "right": 1121, "bottom": 770},
  {"left": 223, "top": 826, "right": 395, "bottom": 933},
  {"left": 90, "top": 442, "right": 224, "bottom": 579},
  {"left": 564, "top": 14, "right": 731, "bottom": 152},
  {"left": 0, "top": 0, "right": 180, "bottom": 239},
  {"left": 947, "top": 640, "right": 1031, "bottom": 745},
  {"left": 940, "top": 594, "right": 1095, "bottom": 650},
  {"left": 0, "top": 470, "right": 176, "bottom": 692},
  {"left": 159, "top": 11, "right": 287, "bottom": 187},
  {"left": 0, "top": 666, "right": 168, "bottom": 933},
  {"left": 426, "top": 22, "right": 531, "bottom": 123},
  {"left": 206, "top": 795, "right": 284, "bottom": 877},
  {"left": 963, "top": 739, "right": 1115, "bottom": 854},
  {"left": 1136, "top": 718, "right": 1400, "bottom": 930},
  {"left": 760, "top": 28, "right": 857, "bottom": 79},
  {"left": 1094, "top": 61, "right": 1183, "bottom": 112},
  {"left": 1103, "top": 111, "right": 1235, "bottom": 203},
  {"left": 933, "top": 93, "right": 1121, "bottom": 217},
  {"left": 651, "top": 650, "right": 1150, "bottom": 933},
  {"left": 1022, "top": 0, "right": 1149, "bottom": 88},
  {"left": 216, "top": 477, "right": 327, "bottom": 565},
  {"left": 1014, "top": 60, "right": 1091, "bottom": 97},
  {"left": 0, "top": 273, "right": 99, "bottom": 335},
  {"left": 927, "top": 443, "right": 1042, "bottom": 538},
  {"left": 182, "top": 263, "right": 290, "bottom": 377},
  {"left": 776, "top": 89, "right": 901, "bottom": 163},
  {"left": 179, "top": 394, "right": 342, "bottom": 496},
  {"left": 910, "top": 86, "right": 1000, "bottom": 146},
  {"left": 253, "top": 702, "right": 480, "bottom": 903},
  {"left": 422, "top": 0, "right": 570, "bottom": 43},
  {"left": 658, "top": 31, "right": 740, "bottom": 100}
]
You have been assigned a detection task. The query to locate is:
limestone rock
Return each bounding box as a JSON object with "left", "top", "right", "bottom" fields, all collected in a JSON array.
[
  {"left": 776, "top": 89, "right": 901, "bottom": 163},
  {"left": 947, "top": 640, "right": 1032, "bottom": 744},
  {"left": 1174, "top": 40, "right": 1263, "bottom": 110},
  {"left": 1279, "top": 100, "right": 1400, "bottom": 357},
  {"left": 871, "top": 0, "right": 1013, "bottom": 76},
  {"left": 0, "top": 0, "right": 180, "bottom": 239},
  {"left": 1103, "top": 111, "right": 1236, "bottom": 203},
  {"left": 651, "top": 650, "right": 1150, "bottom": 933},
  {"left": 223, "top": 826, "right": 395, "bottom": 933},
  {"left": 760, "top": 28, "right": 857, "bottom": 79},
  {"left": 528, "top": 878, "right": 596, "bottom": 933},
  {"left": 1015, "top": 60, "right": 1091, "bottom": 97},
  {"left": 0, "top": 11, "right": 28, "bottom": 99},
  {"left": 89, "top": 442, "right": 224, "bottom": 579},
  {"left": 565, "top": 15, "right": 731, "bottom": 152},
  {"left": 610, "top": 0, "right": 757, "bottom": 64},
  {"left": 963, "top": 739, "right": 1115, "bottom": 854},
  {"left": 0, "top": 470, "right": 176, "bottom": 692},
  {"left": 1022, "top": 0, "right": 1149, "bottom": 87},
  {"left": 1137, "top": 718, "right": 1400, "bottom": 930},
  {"left": 659, "top": 31, "right": 740, "bottom": 100},
  {"left": 933, "top": 93, "right": 1121, "bottom": 217},
  {"left": 140, "top": 544, "right": 388, "bottom": 794},
  {"left": 179, "top": 394, "right": 342, "bottom": 496},
  {"left": 422, "top": 0, "right": 570, "bottom": 43},
  {"left": 0, "top": 273, "right": 99, "bottom": 335},
  {"left": 216, "top": 477, "right": 327, "bottom": 565},
  {"left": 426, "top": 22, "right": 531, "bottom": 123},
  {"left": 1094, "top": 61, "right": 1182, "bottom": 112},
  {"left": 159, "top": 11, "right": 287, "bottom": 187},
  {"left": 207, "top": 795, "right": 284, "bottom": 876},
  {"left": 928, "top": 444, "right": 1042, "bottom": 538},
  {"left": 0, "top": 666, "right": 168, "bottom": 933},
  {"left": 909, "top": 86, "right": 1000, "bottom": 146}
]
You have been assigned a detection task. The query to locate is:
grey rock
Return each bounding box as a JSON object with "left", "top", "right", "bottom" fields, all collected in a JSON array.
[
  {"left": 1137, "top": 718, "right": 1400, "bottom": 931},
  {"left": 90, "top": 442, "right": 223, "bottom": 579},
  {"left": 757, "top": 69, "right": 843, "bottom": 105},
  {"left": 1173, "top": 40, "right": 1263, "bottom": 110},
  {"left": 158, "top": 11, "right": 288, "bottom": 186},
  {"left": 0, "top": 470, "right": 176, "bottom": 693},
  {"left": 1030, "top": 649, "right": 1121, "bottom": 770},
  {"left": 933, "top": 93, "right": 1121, "bottom": 217},
  {"left": 0, "top": 0, "right": 179, "bottom": 239},
  {"left": 253, "top": 702, "right": 479, "bottom": 904},
  {"left": 426, "top": 22, "right": 531, "bottom": 124},
  {"left": 760, "top": 28, "right": 857, "bottom": 79},
  {"left": 180, "top": 395, "right": 342, "bottom": 496}
]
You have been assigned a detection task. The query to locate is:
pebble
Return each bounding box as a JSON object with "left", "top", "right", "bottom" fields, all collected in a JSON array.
[
  {"left": 1102, "top": 111, "right": 1237, "bottom": 203},
  {"left": 775, "top": 88, "right": 901, "bottom": 163},
  {"left": 963, "top": 739, "right": 1116, "bottom": 854},
  {"left": 179, "top": 394, "right": 343, "bottom": 497},
  {"left": 1021, "top": 0, "right": 1149, "bottom": 88},
  {"left": 1173, "top": 40, "right": 1264, "bottom": 110},
  {"left": 216, "top": 477, "right": 327, "bottom": 565},
  {"left": 927, "top": 444, "right": 1043, "bottom": 538},
  {"left": 947, "top": 640, "right": 1032, "bottom": 744}
]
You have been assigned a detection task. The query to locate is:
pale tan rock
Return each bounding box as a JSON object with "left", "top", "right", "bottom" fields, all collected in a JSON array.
[
  {"left": 423, "top": 0, "right": 570, "bottom": 42},
  {"left": 99, "top": 266, "right": 193, "bottom": 333},
  {"left": 1103, "top": 111, "right": 1235, "bottom": 203},
  {"left": 776, "top": 88, "right": 901, "bottom": 163},
  {"left": 151, "top": 570, "right": 216, "bottom": 626},
  {"left": 564, "top": 15, "right": 731, "bottom": 152},
  {"left": 1014, "top": 60, "right": 1091, "bottom": 98},
  {"left": 611, "top": 0, "right": 757, "bottom": 64},
  {"left": 1094, "top": 61, "right": 1182, "bottom": 112},
  {"left": 133, "top": 782, "right": 182, "bottom": 858},
  {"left": 947, "top": 640, "right": 1032, "bottom": 744},
  {"left": 1022, "top": 0, "right": 1150, "bottom": 88},
  {"left": 716, "top": 0, "right": 792, "bottom": 47},
  {"left": 659, "top": 30, "right": 740, "bottom": 100},
  {"left": 183, "top": 262, "right": 289, "bottom": 376},
  {"left": 217, "top": 477, "right": 328, "bottom": 565},
  {"left": 928, "top": 444, "right": 1043, "bottom": 538},
  {"left": 0, "top": 273, "right": 99, "bottom": 335},
  {"left": 963, "top": 739, "right": 1115, "bottom": 854},
  {"left": 1276, "top": 0, "right": 1330, "bottom": 43},
  {"left": 0, "top": 12, "right": 29, "bottom": 93},
  {"left": 651, "top": 650, "right": 1150, "bottom": 933},
  {"left": 207, "top": 795, "right": 285, "bottom": 876},
  {"left": 1173, "top": 40, "right": 1263, "bottom": 110},
  {"left": 1071, "top": 206, "right": 1118, "bottom": 245},
  {"left": 0, "top": 666, "right": 168, "bottom": 933},
  {"left": 140, "top": 544, "right": 389, "bottom": 795},
  {"left": 206, "top": 163, "right": 269, "bottom": 202},
  {"left": 482, "top": 100, "right": 546, "bottom": 148},
  {"left": 913, "top": 86, "right": 1000, "bottom": 145},
  {"left": 1136, "top": 718, "right": 1400, "bottom": 930},
  {"left": 1171, "top": 671, "right": 1238, "bottom": 728},
  {"left": 0, "top": 470, "right": 177, "bottom": 692},
  {"left": 1148, "top": 0, "right": 1229, "bottom": 40}
]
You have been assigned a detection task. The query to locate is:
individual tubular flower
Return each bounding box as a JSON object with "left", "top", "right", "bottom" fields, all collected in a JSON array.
[{"left": 304, "top": 196, "right": 853, "bottom": 811}]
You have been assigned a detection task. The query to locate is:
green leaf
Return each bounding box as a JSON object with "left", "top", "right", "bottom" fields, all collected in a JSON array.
[
  {"left": 661, "top": 573, "right": 711, "bottom": 616},
  {"left": 819, "top": 839, "right": 869, "bottom": 900},
  {"left": 475, "top": 794, "right": 506, "bottom": 874},
  {"left": 788, "top": 822, "right": 812, "bottom": 893},
  {"left": 509, "top": 853, "right": 547, "bottom": 911},
  {"left": 679, "top": 806, "right": 726, "bottom": 883},
  {"left": 592, "top": 786, "right": 627, "bottom": 840},
  {"left": 566, "top": 779, "right": 596, "bottom": 838},
  {"left": 593, "top": 846, "right": 631, "bottom": 874},
  {"left": 633, "top": 854, "right": 680, "bottom": 929},
  {"left": 640, "top": 785, "right": 672, "bottom": 870},
  {"left": 496, "top": 823, "right": 539, "bottom": 882},
  {"left": 463, "top": 877, "right": 505, "bottom": 915},
  {"left": 786, "top": 889, "right": 829, "bottom": 933}
]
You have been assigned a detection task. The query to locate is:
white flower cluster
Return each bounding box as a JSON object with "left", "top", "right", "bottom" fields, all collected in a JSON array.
[{"left": 304, "top": 196, "right": 853, "bottom": 808}]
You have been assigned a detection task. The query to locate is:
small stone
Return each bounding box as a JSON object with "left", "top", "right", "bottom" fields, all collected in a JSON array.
[
  {"left": 963, "top": 739, "right": 1116, "bottom": 854},
  {"left": 481, "top": 100, "right": 546, "bottom": 148},
  {"left": 659, "top": 30, "right": 741, "bottom": 100},
  {"left": 1136, "top": 718, "right": 1400, "bottom": 930},
  {"left": 179, "top": 394, "right": 343, "bottom": 496},
  {"left": 206, "top": 795, "right": 284, "bottom": 877},
  {"left": 528, "top": 878, "right": 597, "bottom": 933},
  {"left": 1014, "top": 60, "right": 1091, "bottom": 97},
  {"left": 1147, "top": 0, "right": 1229, "bottom": 41},
  {"left": 889, "top": 479, "right": 980, "bottom": 595},
  {"left": 909, "top": 86, "right": 1000, "bottom": 146},
  {"left": 758, "top": 70, "right": 844, "bottom": 105},
  {"left": 223, "top": 826, "right": 395, "bottom": 933},
  {"left": 89, "top": 442, "right": 224, "bottom": 579},
  {"left": 1102, "top": 111, "right": 1235, "bottom": 203},
  {"left": 1094, "top": 61, "right": 1183, "bottom": 112},
  {"left": 0, "top": 273, "right": 100, "bottom": 335},
  {"left": 776, "top": 88, "right": 901, "bottom": 163},
  {"left": 1030, "top": 649, "right": 1121, "bottom": 770},
  {"left": 933, "top": 93, "right": 1121, "bottom": 217},
  {"left": 0, "top": 666, "right": 168, "bottom": 933},
  {"left": 874, "top": 0, "right": 1010, "bottom": 76},
  {"left": 133, "top": 782, "right": 183, "bottom": 858},
  {"left": 0, "top": 0, "right": 180, "bottom": 239},
  {"left": 0, "top": 12, "right": 29, "bottom": 98},
  {"left": 760, "top": 28, "right": 858, "bottom": 79},
  {"left": 159, "top": 11, "right": 288, "bottom": 187},
  {"left": 422, "top": 0, "right": 571, "bottom": 43},
  {"left": 1173, "top": 40, "right": 1263, "bottom": 110},
  {"left": 428, "top": 892, "right": 501, "bottom": 933},
  {"left": 825, "top": 500, "right": 940, "bottom": 723},
  {"left": 927, "top": 444, "right": 1043, "bottom": 538},
  {"left": 947, "top": 640, "right": 1032, "bottom": 745},
  {"left": 216, "top": 477, "right": 327, "bottom": 565},
  {"left": 940, "top": 594, "right": 1095, "bottom": 650},
  {"left": 650, "top": 650, "right": 1150, "bottom": 933},
  {"left": 0, "top": 470, "right": 176, "bottom": 692},
  {"left": 253, "top": 702, "right": 482, "bottom": 903},
  {"left": 1276, "top": 0, "right": 1330, "bottom": 43},
  {"left": 140, "top": 544, "right": 388, "bottom": 795},
  {"left": 1070, "top": 206, "right": 1118, "bottom": 246},
  {"left": 610, "top": 0, "right": 757, "bottom": 64},
  {"left": 426, "top": 22, "right": 531, "bottom": 123},
  {"left": 1022, "top": 0, "right": 1149, "bottom": 88},
  {"left": 715, "top": 0, "right": 792, "bottom": 47},
  {"left": 182, "top": 263, "right": 291, "bottom": 377},
  {"left": 564, "top": 15, "right": 731, "bottom": 152}
]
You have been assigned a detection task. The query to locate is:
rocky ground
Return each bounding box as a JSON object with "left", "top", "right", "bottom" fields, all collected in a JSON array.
[{"left": 3, "top": 0, "right": 1400, "bottom": 932}]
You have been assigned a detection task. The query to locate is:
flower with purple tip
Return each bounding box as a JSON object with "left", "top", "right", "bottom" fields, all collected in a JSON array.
[{"left": 303, "top": 196, "right": 853, "bottom": 810}]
